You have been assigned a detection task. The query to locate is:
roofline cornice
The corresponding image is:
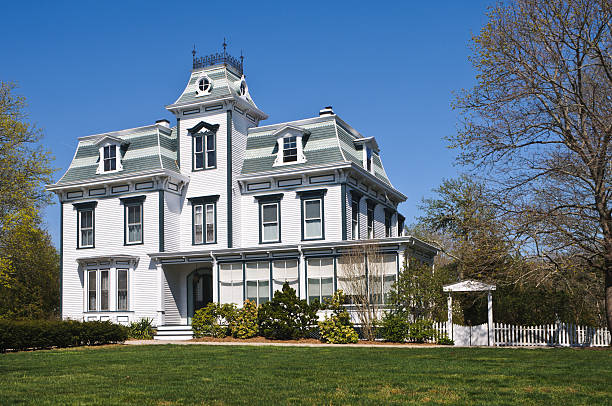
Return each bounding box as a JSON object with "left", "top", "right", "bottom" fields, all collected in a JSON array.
[
  {"left": 46, "top": 169, "right": 189, "bottom": 192},
  {"left": 347, "top": 163, "right": 407, "bottom": 202},
  {"left": 165, "top": 96, "right": 269, "bottom": 120}
]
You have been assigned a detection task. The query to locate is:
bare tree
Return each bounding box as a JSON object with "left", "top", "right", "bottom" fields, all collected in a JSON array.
[
  {"left": 451, "top": 0, "right": 612, "bottom": 330},
  {"left": 337, "top": 245, "right": 392, "bottom": 341}
]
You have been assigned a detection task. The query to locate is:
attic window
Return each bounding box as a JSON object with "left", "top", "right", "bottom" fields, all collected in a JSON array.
[
  {"left": 239, "top": 81, "right": 247, "bottom": 96},
  {"left": 103, "top": 145, "right": 117, "bottom": 172},
  {"left": 196, "top": 76, "right": 212, "bottom": 96},
  {"left": 283, "top": 136, "right": 298, "bottom": 162},
  {"left": 365, "top": 147, "right": 373, "bottom": 172}
]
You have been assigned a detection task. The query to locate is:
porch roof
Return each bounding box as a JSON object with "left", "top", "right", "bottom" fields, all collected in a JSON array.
[
  {"left": 443, "top": 280, "right": 496, "bottom": 292},
  {"left": 148, "top": 236, "right": 438, "bottom": 264}
]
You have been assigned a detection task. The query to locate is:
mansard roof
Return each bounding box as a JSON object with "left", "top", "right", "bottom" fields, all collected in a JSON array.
[
  {"left": 51, "top": 123, "right": 179, "bottom": 187},
  {"left": 241, "top": 115, "right": 394, "bottom": 187},
  {"left": 166, "top": 65, "right": 267, "bottom": 120}
]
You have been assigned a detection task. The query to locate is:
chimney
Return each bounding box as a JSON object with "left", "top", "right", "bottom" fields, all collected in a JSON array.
[
  {"left": 319, "top": 106, "right": 334, "bottom": 116},
  {"left": 156, "top": 119, "right": 170, "bottom": 128}
]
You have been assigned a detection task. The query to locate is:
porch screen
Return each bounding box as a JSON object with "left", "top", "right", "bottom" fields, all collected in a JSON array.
[
  {"left": 219, "top": 262, "right": 243, "bottom": 305},
  {"left": 307, "top": 258, "right": 333, "bottom": 304},
  {"left": 369, "top": 253, "right": 397, "bottom": 304},
  {"left": 336, "top": 256, "right": 365, "bottom": 305},
  {"left": 272, "top": 259, "right": 298, "bottom": 293},
  {"left": 246, "top": 261, "right": 270, "bottom": 305}
]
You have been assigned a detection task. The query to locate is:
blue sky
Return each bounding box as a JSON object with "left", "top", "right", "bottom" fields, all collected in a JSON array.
[{"left": 0, "top": 1, "right": 491, "bottom": 247}]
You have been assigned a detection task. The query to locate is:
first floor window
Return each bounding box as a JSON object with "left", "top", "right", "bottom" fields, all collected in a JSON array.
[
  {"left": 261, "top": 202, "right": 280, "bottom": 243},
  {"left": 88, "top": 270, "right": 97, "bottom": 311},
  {"left": 337, "top": 256, "right": 365, "bottom": 305},
  {"left": 273, "top": 259, "right": 298, "bottom": 293},
  {"left": 126, "top": 203, "right": 142, "bottom": 244},
  {"left": 219, "top": 262, "right": 243, "bottom": 305},
  {"left": 307, "top": 258, "right": 333, "bottom": 304},
  {"left": 246, "top": 261, "right": 270, "bottom": 305},
  {"left": 194, "top": 202, "right": 216, "bottom": 244},
  {"left": 351, "top": 197, "right": 360, "bottom": 239},
  {"left": 117, "top": 269, "right": 128, "bottom": 311},
  {"left": 367, "top": 203, "right": 375, "bottom": 239},
  {"left": 370, "top": 254, "right": 397, "bottom": 304},
  {"left": 79, "top": 209, "right": 94, "bottom": 248},
  {"left": 303, "top": 198, "right": 323, "bottom": 239},
  {"left": 100, "top": 270, "right": 109, "bottom": 311}
]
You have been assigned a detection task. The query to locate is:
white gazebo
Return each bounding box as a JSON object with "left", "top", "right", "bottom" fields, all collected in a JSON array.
[{"left": 443, "top": 280, "right": 496, "bottom": 346}]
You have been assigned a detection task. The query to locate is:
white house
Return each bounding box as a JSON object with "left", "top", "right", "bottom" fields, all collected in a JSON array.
[{"left": 47, "top": 47, "right": 437, "bottom": 339}]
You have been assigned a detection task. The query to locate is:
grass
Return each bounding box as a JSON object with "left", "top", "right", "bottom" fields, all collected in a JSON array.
[{"left": 0, "top": 345, "right": 610, "bottom": 405}]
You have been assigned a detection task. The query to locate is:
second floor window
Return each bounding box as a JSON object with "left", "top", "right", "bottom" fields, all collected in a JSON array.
[
  {"left": 79, "top": 209, "right": 94, "bottom": 248},
  {"left": 194, "top": 203, "right": 216, "bottom": 244},
  {"left": 103, "top": 145, "right": 117, "bottom": 171},
  {"left": 261, "top": 202, "right": 280, "bottom": 243},
  {"left": 367, "top": 203, "right": 374, "bottom": 239},
  {"left": 303, "top": 198, "right": 323, "bottom": 240},
  {"left": 126, "top": 203, "right": 143, "bottom": 244},
  {"left": 194, "top": 133, "right": 216, "bottom": 170},
  {"left": 385, "top": 211, "right": 392, "bottom": 238},
  {"left": 352, "top": 197, "right": 360, "bottom": 239},
  {"left": 283, "top": 136, "right": 298, "bottom": 162}
]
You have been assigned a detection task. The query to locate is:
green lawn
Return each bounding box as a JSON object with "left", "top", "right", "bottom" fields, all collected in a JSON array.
[{"left": 0, "top": 345, "right": 610, "bottom": 405}]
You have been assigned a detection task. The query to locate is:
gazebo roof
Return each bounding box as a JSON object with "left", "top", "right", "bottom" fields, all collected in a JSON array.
[{"left": 443, "top": 280, "right": 496, "bottom": 292}]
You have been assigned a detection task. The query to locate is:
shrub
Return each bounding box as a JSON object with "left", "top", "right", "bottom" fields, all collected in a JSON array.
[
  {"left": 258, "top": 283, "right": 319, "bottom": 340},
  {"left": 192, "top": 303, "right": 237, "bottom": 338},
  {"left": 0, "top": 319, "right": 127, "bottom": 352},
  {"left": 128, "top": 318, "right": 156, "bottom": 339},
  {"left": 318, "top": 291, "right": 358, "bottom": 344},
  {"left": 231, "top": 300, "right": 258, "bottom": 339},
  {"left": 380, "top": 312, "right": 410, "bottom": 342},
  {"left": 437, "top": 335, "right": 454, "bottom": 345},
  {"left": 408, "top": 319, "right": 438, "bottom": 343}
]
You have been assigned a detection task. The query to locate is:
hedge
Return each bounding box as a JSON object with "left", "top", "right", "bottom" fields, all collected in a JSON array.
[{"left": 0, "top": 319, "right": 128, "bottom": 352}]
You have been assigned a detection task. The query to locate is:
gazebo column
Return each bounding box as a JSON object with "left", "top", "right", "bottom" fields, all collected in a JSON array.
[
  {"left": 487, "top": 291, "right": 493, "bottom": 346},
  {"left": 447, "top": 293, "right": 453, "bottom": 340}
]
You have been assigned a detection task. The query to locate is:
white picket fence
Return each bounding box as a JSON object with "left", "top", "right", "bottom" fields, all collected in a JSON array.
[{"left": 493, "top": 322, "right": 610, "bottom": 347}]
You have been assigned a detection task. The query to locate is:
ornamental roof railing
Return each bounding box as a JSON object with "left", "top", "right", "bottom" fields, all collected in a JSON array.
[{"left": 192, "top": 40, "right": 243, "bottom": 75}]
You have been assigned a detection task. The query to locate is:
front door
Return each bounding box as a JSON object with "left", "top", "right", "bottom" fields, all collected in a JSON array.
[{"left": 187, "top": 268, "right": 213, "bottom": 324}]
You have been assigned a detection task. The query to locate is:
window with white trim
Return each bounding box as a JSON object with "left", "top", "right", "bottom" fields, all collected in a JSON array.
[
  {"left": 100, "top": 270, "right": 109, "bottom": 311},
  {"left": 260, "top": 202, "right": 280, "bottom": 243},
  {"left": 365, "top": 146, "right": 373, "bottom": 172},
  {"left": 193, "top": 132, "right": 216, "bottom": 170},
  {"left": 87, "top": 269, "right": 110, "bottom": 311},
  {"left": 367, "top": 203, "right": 375, "bottom": 239},
  {"left": 125, "top": 203, "right": 142, "bottom": 244},
  {"left": 272, "top": 259, "right": 298, "bottom": 293},
  {"left": 78, "top": 208, "right": 94, "bottom": 248},
  {"left": 283, "top": 136, "right": 298, "bottom": 163},
  {"left": 103, "top": 145, "right": 117, "bottom": 172},
  {"left": 196, "top": 76, "right": 212, "bottom": 96},
  {"left": 219, "top": 262, "right": 243, "bottom": 305},
  {"left": 337, "top": 256, "right": 365, "bottom": 305},
  {"left": 303, "top": 198, "right": 323, "bottom": 239},
  {"left": 351, "top": 196, "right": 360, "bottom": 240},
  {"left": 193, "top": 202, "right": 216, "bottom": 244},
  {"left": 369, "top": 254, "right": 397, "bottom": 304},
  {"left": 117, "top": 269, "right": 128, "bottom": 311},
  {"left": 385, "top": 211, "right": 393, "bottom": 238},
  {"left": 246, "top": 261, "right": 270, "bottom": 305},
  {"left": 307, "top": 258, "right": 334, "bottom": 304},
  {"left": 88, "top": 270, "right": 97, "bottom": 311}
]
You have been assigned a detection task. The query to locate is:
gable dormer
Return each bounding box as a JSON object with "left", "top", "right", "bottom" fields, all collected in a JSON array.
[
  {"left": 353, "top": 137, "right": 379, "bottom": 174},
  {"left": 272, "top": 125, "right": 310, "bottom": 166},
  {"left": 94, "top": 135, "right": 127, "bottom": 174}
]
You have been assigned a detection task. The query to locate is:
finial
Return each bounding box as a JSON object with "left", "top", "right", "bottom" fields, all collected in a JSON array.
[
  {"left": 223, "top": 38, "right": 227, "bottom": 56},
  {"left": 192, "top": 44, "right": 196, "bottom": 59}
]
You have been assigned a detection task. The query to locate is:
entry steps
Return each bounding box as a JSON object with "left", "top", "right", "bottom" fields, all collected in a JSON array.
[{"left": 154, "top": 325, "right": 194, "bottom": 341}]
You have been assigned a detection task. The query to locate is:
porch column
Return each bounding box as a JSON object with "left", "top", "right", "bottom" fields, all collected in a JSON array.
[
  {"left": 447, "top": 293, "right": 453, "bottom": 340},
  {"left": 156, "top": 260, "right": 165, "bottom": 326},
  {"left": 487, "top": 290, "right": 493, "bottom": 346},
  {"left": 211, "top": 254, "right": 219, "bottom": 303}
]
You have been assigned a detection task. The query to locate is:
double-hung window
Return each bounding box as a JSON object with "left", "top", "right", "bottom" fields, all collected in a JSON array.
[
  {"left": 219, "top": 262, "right": 243, "bottom": 305},
  {"left": 351, "top": 194, "right": 360, "bottom": 240},
  {"left": 88, "top": 270, "right": 97, "bottom": 311},
  {"left": 307, "top": 258, "right": 334, "bottom": 304},
  {"left": 87, "top": 269, "right": 110, "bottom": 311},
  {"left": 103, "top": 145, "right": 117, "bottom": 172},
  {"left": 256, "top": 194, "right": 283, "bottom": 244},
  {"left": 74, "top": 202, "right": 97, "bottom": 249},
  {"left": 367, "top": 202, "right": 375, "bottom": 239},
  {"left": 117, "top": 269, "right": 129, "bottom": 311},
  {"left": 246, "top": 261, "right": 270, "bottom": 305},
  {"left": 120, "top": 196, "right": 145, "bottom": 245},
  {"left": 190, "top": 195, "right": 218, "bottom": 245},
  {"left": 298, "top": 189, "right": 326, "bottom": 241},
  {"left": 193, "top": 132, "right": 216, "bottom": 170},
  {"left": 283, "top": 136, "right": 298, "bottom": 162},
  {"left": 369, "top": 254, "right": 397, "bottom": 304},
  {"left": 385, "top": 210, "right": 393, "bottom": 238}
]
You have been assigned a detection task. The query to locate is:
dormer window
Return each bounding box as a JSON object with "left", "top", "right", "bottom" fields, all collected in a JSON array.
[
  {"left": 195, "top": 76, "right": 212, "bottom": 96},
  {"left": 366, "top": 146, "right": 373, "bottom": 172},
  {"left": 239, "top": 81, "right": 247, "bottom": 96},
  {"left": 354, "top": 137, "right": 379, "bottom": 174},
  {"left": 103, "top": 145, "right": 117, "bottom": 172},
  {"left": 283, "top": 136, "right": 298, "bottom": 162},
  {"left": 272, "top": 126, "right": 308, "bottom": 167}
]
